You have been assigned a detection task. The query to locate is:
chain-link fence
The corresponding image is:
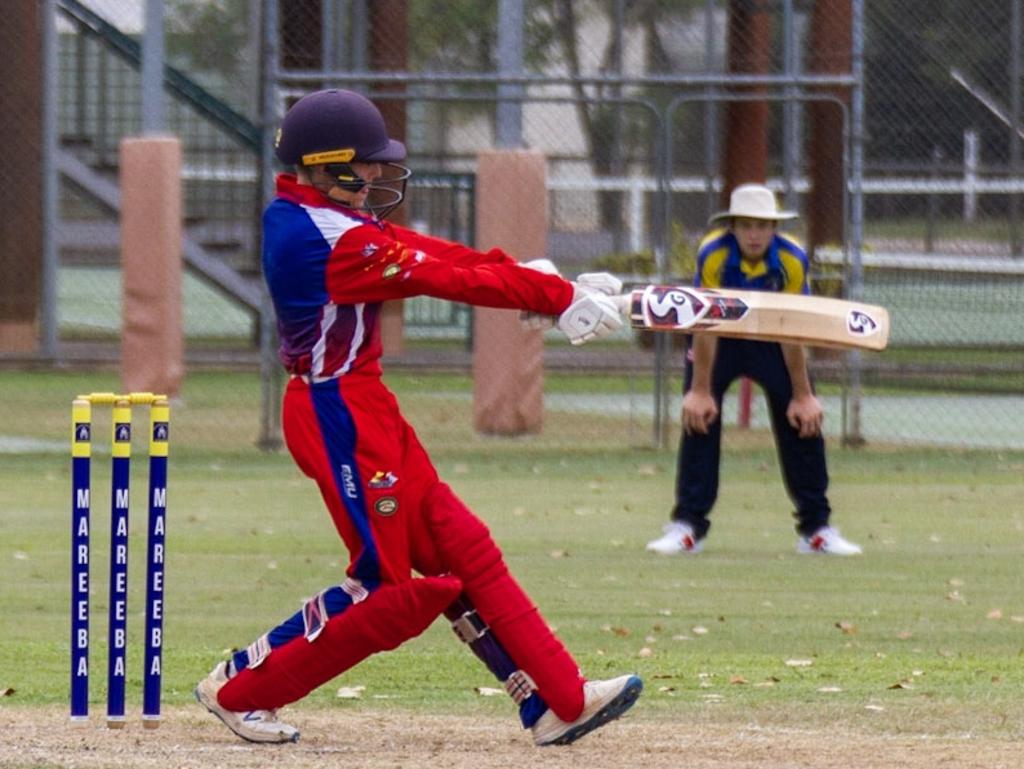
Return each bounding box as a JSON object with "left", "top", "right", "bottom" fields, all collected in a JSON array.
[{"left": 1, "top": 0, "right": 1022, "bottom": 454}]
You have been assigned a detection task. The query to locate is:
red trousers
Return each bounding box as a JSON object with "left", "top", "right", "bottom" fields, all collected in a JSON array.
[{"left": 218, "top": 375, "right": 585, "bottom": 720}]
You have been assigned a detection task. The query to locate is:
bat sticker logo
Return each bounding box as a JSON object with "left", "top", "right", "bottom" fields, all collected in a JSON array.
[
  {"left": 642, "top": 286, "right": 710, "bottom": 329},
  {"left": 847, "top": 310, "right": 880, "bottom": 336}
]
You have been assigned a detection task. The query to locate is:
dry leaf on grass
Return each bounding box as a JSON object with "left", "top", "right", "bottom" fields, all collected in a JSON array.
[{"left": 835, "top": 621, "right": 858, "bottom": 635}]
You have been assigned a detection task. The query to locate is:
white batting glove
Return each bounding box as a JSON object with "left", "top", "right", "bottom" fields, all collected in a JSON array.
[
  {"left": 574, "top": 271, "right": 623, "bottom": 297},
  {"left": 519, "top": 258, "right": 561, "bottom": 330},
  {"left": 521, "top": 311, "right": 556, "bottom": 331},
  {"left": 557, "top": 286, "right": 624, "bottom": 345},
  {"left": 520, "top": 258, "right": 560, "bottom": 276}
]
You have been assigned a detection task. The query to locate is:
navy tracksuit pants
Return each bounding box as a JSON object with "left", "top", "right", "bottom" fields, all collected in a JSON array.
[{"left": 671, "top": 337, "right": 831, "bottom": 539}]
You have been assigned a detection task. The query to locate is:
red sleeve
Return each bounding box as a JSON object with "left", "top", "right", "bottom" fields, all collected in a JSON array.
[
  {"left": 389, "top": 224, "right": 519, "bottom": 268},
  {"left": 324, "top": 223, "right": 574, "bottom": 315}
]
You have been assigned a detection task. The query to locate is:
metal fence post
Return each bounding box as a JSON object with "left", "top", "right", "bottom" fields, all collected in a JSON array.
[{"left": 258, "top": 0, "right": 283, "bottom": 451}]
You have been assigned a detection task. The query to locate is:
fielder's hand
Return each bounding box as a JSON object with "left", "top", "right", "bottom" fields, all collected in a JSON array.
[
  {"left": 557, "top": 286, "right": 623, "bottom": 345},
  {"left": 519, "top": 258, "right": 561, "bottom": 330}
]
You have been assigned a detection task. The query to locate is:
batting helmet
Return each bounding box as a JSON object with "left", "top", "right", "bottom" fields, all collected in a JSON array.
[{"left": 274, "top": 89, "right": 406, "bottom": 167}]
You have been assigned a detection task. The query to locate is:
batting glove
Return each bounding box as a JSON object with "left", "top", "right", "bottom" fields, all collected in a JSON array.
[
  {"left": 574, "top": 271, "right": 623, "bottom": 297},
  {"left": 557, "top": 286, "right": 624, "bottom": 345},
  {"left": 519, "top": 258, "right": 561, "bottom": 331},
  {"left": 520, "top": 258, "right": 560, "bottom": 276}
]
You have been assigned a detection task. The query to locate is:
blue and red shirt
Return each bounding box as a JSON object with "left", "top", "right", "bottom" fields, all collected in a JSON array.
[{"left": 262, "top": 174, "right": 573, "bottom": 380}]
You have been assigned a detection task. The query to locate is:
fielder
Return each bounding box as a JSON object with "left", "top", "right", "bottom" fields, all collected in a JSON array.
[
  {"left": 195, "top": 88, "right": 642, "bottom": 745},
  {"left": 646, "top": 184, "right": 862, "bottom": 557}
]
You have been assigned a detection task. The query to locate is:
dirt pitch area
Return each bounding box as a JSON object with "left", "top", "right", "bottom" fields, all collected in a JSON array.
[{"left": 2, "top": 706, "right": 1022, "bottom": 769}]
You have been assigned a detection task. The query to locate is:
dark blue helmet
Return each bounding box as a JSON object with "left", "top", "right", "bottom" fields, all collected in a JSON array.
[
  {"left": 274, "top": 89, "right": 406, "bottom": 166},
  {"left": 275, "top": 89, "right": 410, "bottom": 218}
]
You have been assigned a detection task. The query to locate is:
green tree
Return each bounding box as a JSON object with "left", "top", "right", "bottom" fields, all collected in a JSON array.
[{"left": 408, "top": 0, "right": 700, "bottom": 237}]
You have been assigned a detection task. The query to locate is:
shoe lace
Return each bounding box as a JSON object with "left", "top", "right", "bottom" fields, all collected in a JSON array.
[{"left": 244, "top": 708, "right": 279, "bottom": 724}]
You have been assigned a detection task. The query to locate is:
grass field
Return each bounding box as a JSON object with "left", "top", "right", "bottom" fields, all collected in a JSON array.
[{"left": 0, "top": 370, "right": 1022, "bottom": 766}]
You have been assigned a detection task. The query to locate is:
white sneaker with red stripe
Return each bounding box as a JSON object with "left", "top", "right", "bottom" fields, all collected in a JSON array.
[
  {"left": 798, "top": 526, "right": 863, "bottom": 556},
  {"left": 645, "top": 521, "right": 702, "bottom": 555}
]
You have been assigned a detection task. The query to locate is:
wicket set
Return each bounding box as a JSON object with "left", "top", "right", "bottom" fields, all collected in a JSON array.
[{"left": 71, "top": 393, "right": 169, "bottom": 729}]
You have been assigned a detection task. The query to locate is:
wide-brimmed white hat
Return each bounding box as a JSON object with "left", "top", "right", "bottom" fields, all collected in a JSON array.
[{"left": 709, "top": 183, "right": 798, "bottom": 224}]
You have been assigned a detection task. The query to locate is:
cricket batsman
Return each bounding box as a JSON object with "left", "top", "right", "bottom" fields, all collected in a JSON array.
[{"left": 194, "top": 88, "right": 642, "bottom": 745}]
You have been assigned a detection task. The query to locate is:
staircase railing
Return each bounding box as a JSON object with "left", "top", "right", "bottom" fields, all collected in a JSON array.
[{"left": 57, "top": 0, "right": 260, "bottom": 150}]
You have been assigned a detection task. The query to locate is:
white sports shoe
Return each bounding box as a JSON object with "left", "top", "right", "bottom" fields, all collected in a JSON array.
[
  {"left": 798, "top": 526, "right": 863, "bottom": 556},
  {"left": 645, "top": 521, "right": 702, "bottom": 555},
  {"left": 531, "top": 674, "right": 643, "bottom": 747},
  {"left": 194, "top": 661, "right": 300, "bottom": 744}
]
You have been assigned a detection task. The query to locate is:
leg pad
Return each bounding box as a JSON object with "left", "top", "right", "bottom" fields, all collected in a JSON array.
[{"left": 219, "top": 574, "right": 462, "bottom": 711}]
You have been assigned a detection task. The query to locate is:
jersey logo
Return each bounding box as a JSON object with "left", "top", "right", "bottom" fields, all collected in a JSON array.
[
  {"left": 374, "top": 497, "right": 398, "bottom": 516},
  {"left": 340, "top": 464, "right": 359, "bottom": 499},
  {"left": 368, "top": 471, "right": 398, "bottom": 489}
]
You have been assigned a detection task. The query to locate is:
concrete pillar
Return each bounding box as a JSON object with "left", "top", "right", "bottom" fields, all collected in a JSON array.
[
  {"left": 120, "top": 137, "right": 184, "bottom": 396},
  {"left": 472, "top": 150, "right": 547, "bottom": 435}
]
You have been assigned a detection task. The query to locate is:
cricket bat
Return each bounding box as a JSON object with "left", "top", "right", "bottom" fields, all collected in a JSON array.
[{"left": 625, "top": 285, "right": 890, "bottom": 351}]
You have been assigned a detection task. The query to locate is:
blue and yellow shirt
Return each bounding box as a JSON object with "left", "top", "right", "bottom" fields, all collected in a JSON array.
[{"left": 695, "top": 228, "right": 809, "bottom": 295}]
